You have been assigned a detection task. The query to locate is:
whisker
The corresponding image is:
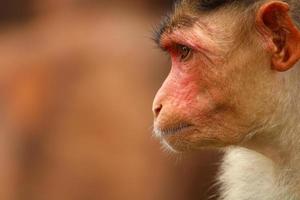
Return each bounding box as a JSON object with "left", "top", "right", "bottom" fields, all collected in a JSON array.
[{"left": 156, "top": 122, "right": 194, "bottom": 136}]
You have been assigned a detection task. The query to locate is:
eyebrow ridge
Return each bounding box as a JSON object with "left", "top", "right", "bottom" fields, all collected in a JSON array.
[{"left": 153, "top": 14, "right": 197, "bottom": 47}]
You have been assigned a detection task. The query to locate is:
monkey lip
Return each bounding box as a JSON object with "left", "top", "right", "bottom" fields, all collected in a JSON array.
[{"left": 155, "top": 123, "right": 194, "bottom": 137}]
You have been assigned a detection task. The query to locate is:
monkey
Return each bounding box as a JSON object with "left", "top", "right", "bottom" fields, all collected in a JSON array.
[{"left": 152, "top": 0, "right": 300, "bottom": 199}]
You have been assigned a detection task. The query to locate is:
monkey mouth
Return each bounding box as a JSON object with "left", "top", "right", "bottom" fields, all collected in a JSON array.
[{"left": 154, "top": 123, "right": 194, "bottom": 137}]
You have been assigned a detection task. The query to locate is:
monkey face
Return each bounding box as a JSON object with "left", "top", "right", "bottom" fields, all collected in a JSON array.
[
  {"left": 153, "top": 49, "right": 242, "bottom": 151},
  {"left": 150, "top": 0, "right": 300, "bottom": 152},
  {"left": 152, "top": 46, "right": 277, "bottom": 151},
  {"left": 152, "top": 15, "right": 280, "bottom": 152}
]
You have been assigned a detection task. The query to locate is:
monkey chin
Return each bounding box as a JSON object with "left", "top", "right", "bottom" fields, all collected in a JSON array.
[{"left": 154, "top": 125, "right": 226, "bottom": 152}]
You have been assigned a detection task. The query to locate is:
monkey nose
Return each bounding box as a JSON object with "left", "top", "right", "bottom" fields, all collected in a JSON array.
[{"left": 153, "top": 104, "right": 163, "bottom": 118}]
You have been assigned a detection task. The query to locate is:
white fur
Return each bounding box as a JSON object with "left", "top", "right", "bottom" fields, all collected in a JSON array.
[{"left": 218, "top": 148, "right": 299, "bottom": 200}]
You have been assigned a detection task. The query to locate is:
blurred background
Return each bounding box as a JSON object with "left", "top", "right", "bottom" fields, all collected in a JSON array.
[{"left": 0, "top": 0, "right": 222, "bottom": 200}]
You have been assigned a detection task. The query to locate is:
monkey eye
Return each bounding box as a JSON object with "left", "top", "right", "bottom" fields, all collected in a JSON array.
[{"left": 177, "top": 45, "right": 192, "bottom": 62}]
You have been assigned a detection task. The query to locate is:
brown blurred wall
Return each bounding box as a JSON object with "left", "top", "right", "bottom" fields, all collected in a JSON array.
[{"left": 0, "top": 1, "right": 221, "bottom": 200}]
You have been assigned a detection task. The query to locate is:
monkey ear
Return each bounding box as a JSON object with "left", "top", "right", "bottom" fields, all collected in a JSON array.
[{"left": 256, "top": 1, "right": 300, "bottom": 72}]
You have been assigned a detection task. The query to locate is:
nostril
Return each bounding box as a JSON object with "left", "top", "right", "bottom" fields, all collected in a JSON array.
[{"left": 154, "top": 104, "right": 163, "bottom": 117}]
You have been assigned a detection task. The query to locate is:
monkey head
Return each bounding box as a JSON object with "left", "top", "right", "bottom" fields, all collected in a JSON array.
[{"left": 152, "top": 0, "right": 300, "bottom": 152}]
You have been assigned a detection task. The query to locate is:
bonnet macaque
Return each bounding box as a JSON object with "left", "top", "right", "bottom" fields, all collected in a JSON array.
[{"left": 152, "top": 0, "right": 300, "bottom": 199}]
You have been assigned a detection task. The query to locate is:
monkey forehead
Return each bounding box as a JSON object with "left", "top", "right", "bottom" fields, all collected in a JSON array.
[
  {"left": 154, "top": 2, "right": 239, "bottom": 48},
  {"left": 153, "top": 14, "right": 197, "bottom": 46},
  {"left": 180, "top": 0, "right": 254, "bottom": 11},
  {"left": 159, "top": 22, "right": 220, "bottom": 53},
  {"left": 153, "top": 0, "right": 255, "bottom": 46}
]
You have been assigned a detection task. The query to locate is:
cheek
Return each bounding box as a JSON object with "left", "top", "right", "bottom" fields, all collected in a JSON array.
[
  {"left": 156, "top": 66, "right": 224, "bottom": 122},
  {"left": 178, "top": 70, "right": 226, "bottom": 112},
  {"left": 153, "top": 64, "right": 248, "bottom": 150}
]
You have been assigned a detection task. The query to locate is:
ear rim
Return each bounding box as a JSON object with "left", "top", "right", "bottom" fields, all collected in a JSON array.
[{"left": 255, "top": 1, "right": 300, "bottom": 72}]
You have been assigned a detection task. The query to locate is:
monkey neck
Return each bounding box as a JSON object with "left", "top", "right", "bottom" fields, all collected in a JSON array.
[
  {"left": 240, "top": 126, "right": 300, "bottom": 194},
  {"left": 241, "top": 66, "right": 300, "bottom": 188},
  {"left": 240, "top": 120, "right": 300, "bottom": 196},
  {"left": 242, "top": 127, "right": 300, "bottom": 166}
]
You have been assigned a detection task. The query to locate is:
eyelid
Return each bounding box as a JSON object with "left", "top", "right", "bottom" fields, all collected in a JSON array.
[
  {"left": 175, "top": 43, "right": 192, "bottom": 49},
  {"left": 160, "top": 41, "right": 191, "bottom": 51},
  {"left": 160, "top": 42, "right": 195, "bottom": 62},
  {"left": 160, "top": 39, "right": 218, "bottom": 65}
]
